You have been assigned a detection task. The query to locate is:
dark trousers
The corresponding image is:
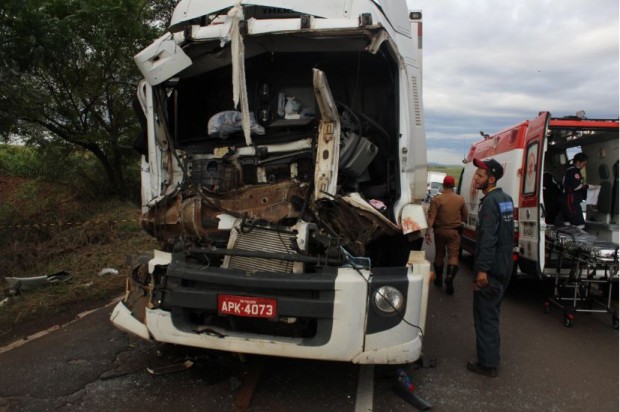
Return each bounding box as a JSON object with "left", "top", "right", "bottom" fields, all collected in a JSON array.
[
  {"left": 562, "top": 193, "right": 585, "bottom": 226},
  {"left": 473, "top": 275, "right": 510, "bottom": 368}
]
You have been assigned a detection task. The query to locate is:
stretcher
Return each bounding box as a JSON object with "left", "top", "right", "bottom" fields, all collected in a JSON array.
[{"left": 544, "top": 226, "right": 619, "bottom": 328}]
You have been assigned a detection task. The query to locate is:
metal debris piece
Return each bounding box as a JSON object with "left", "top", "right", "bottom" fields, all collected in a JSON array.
[
  {"left": 6, "top": 271, "right": 72, "bottom": 294},
  {"left": 392, "top": 368, "right": 432, "bottom": 410},
  {"left": 146, "top": 359, "right": 194, "bottom": 375},
  {"left": 194, "top": 325, "right": 226, "bottom": 338},
  {"left": 97, "top": 268, "right": 119, "bottom": 277}
]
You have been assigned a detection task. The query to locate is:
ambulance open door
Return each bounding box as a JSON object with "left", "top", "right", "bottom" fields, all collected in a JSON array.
[{"left": 518, "top": 112, "right": 550, "bottom": 278}]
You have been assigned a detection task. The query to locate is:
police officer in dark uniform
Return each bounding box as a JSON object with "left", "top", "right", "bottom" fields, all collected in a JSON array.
[
  {"left": 562, "top": 152, "right": 589, "bottom": 228},
  {"left": 467, "top": 158, "right": 515, "bottom": 378}
]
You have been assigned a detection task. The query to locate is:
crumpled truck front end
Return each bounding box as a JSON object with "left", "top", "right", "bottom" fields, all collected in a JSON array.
[{"left": 112, "top": 0, "right": 430, "bottom": 364}]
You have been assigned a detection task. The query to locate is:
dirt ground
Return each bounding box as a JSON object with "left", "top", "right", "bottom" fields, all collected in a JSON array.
[{"left": 0, "top": 175, "right": 158, "bottom": 346}]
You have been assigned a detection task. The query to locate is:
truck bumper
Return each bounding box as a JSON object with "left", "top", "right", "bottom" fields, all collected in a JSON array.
[{"left": 110, "top": 262, "right": 429, "bottom": 364}]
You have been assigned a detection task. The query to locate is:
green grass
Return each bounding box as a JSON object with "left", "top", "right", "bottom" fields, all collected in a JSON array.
[{"left": 428, "top": 165, "right": 465, "bottom": 187}]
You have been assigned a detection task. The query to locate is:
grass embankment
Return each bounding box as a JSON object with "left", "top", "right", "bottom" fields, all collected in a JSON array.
[
  {"left": 0, "top": 176, "right": 158, "bottom": 342},
  {"left": 428, "top": 165, "right": 465, "bottom": 187}
]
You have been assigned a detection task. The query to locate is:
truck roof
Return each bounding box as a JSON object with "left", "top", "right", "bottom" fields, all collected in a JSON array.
[
  {"left": 170, "top": 0, "right": 412, "bottom": 37},
  {"left": 548, "top": 117, "right": 619, "bottom": 129}
]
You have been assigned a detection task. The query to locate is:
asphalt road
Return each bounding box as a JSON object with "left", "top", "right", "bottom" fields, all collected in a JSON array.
[
  {"left": 0, "top": 250, "right": 618, "bottom": 411},
  {"left": 375, "top": 251, "right": 619, "bottom": 411}
]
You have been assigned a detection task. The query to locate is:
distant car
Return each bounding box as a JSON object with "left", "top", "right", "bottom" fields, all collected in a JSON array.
[{"left": 424, "top": 181, "right": 443, "bottom": 202}]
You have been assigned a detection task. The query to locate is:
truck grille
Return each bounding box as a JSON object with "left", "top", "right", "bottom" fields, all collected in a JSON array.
[{"left": 223, "top": 226, "right": 299, "bottom": 273}]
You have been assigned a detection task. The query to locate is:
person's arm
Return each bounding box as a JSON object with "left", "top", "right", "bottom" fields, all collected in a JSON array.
[
  {"left": 571, "top": 171, "right": 589, "bottom": 202},
  {"left": 425, "top": 198, "right": 437, "bottom": 243},
  {"left": 566, "top": 169, "right": 587, "bottom": 192}
]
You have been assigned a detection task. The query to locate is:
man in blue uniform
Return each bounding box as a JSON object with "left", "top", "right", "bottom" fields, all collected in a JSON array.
[
  {"left": 562, "top": 152, "right": 589, "bottom": 228},
  {"left": 467, "top": 158, "right": 515, "bottom": 378}
]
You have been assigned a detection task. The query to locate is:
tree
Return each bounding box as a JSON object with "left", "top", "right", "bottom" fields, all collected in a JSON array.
[{"left": 0, "top": 0, "right": 169, "bottom": 197}]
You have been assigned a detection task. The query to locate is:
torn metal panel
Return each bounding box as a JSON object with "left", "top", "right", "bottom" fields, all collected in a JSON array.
[
  {"left": 6, "top": 271, "right": 72, "bottom": 295},
  {"left": 134, "top": 33, "right": 192, "bottom": 86},
  {"left": 315, "top": 195, "right": 400, "bottom": 256},
  {"left": 141, "top": 180, "right": 308, "bottom": 241},
  {"left": 205, "top": 180, "right": 307, "bottom": 220},
  {"left": 313, "top": 68, "right": 340, "bottom": 200},
  {"left": 367, "top": 30, "right": 389, "bottom": 54}
]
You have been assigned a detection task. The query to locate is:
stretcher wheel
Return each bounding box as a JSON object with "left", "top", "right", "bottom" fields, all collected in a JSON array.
[
  {"left": 563, "top": 311, "right": 574, "bottom": 328},
  {"left": 543, "top": 301, "right": 550, "bottom": 314},
  {"left": 612, "top": 314, "right": 619, "bottom": 330}
]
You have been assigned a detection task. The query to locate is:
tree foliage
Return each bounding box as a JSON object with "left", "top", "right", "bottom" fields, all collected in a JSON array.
[{"left": 0, "top": 0, "right": 173, "bottom": 197}]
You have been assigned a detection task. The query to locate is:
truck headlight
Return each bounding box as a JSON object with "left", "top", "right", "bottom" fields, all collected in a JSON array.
[{"left": 373, "top": 286, "right": 404, "bottom": 313}]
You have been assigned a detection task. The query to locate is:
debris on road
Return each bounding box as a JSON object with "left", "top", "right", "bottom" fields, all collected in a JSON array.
[
  {"left": 5, "top": 271, "right": 72, "bottom": 295},
  {"left": 97, "top": 268, "right": 119, "bottom": 277},
  {"left": 146, "top": 359, "right": 194, "bottom": 375},
  {"left": 393, "top": 368, "right": 432, "bottom": 411}
]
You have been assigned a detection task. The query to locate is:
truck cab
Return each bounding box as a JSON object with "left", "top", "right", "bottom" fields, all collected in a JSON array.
[
  {"left": 459, "top": 111, "right": 619, "bottom": 279},
  {"left": 111, "top": 0, "right": 431, "bottom": 365}
]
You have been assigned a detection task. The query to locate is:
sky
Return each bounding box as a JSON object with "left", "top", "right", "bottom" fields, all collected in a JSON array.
[{"left": 406, "top": 0, "right": 620, "bottom": 165}]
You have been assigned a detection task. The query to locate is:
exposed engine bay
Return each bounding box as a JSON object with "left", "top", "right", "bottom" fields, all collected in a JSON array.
[{"left": 134, "top": 34, "right": 425, "bottom": 273}]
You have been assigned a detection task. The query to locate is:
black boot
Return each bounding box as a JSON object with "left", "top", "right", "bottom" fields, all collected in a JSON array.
[
  {"left": 433, "top": 265, "right": 444, "bottom": 287},
  {"left": 445, "top": 265, "right": 459, "bottom": 295}
]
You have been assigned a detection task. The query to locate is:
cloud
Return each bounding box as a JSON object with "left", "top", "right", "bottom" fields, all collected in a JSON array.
[
  {"left": 408, "top": 0, "right": 619, "bottom": 164},
  {"left": 425, "top": 146, "right": 468, "bottom": 165}
]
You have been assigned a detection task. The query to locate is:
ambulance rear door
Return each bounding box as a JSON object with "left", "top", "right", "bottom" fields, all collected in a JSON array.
[{"left": 518, "top": 112, "right": 550, "bottom": 277}]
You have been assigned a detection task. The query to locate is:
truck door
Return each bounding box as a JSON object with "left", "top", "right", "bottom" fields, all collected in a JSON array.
[{"left": 518, "top": 112, "right": 550, "bottom": 276}]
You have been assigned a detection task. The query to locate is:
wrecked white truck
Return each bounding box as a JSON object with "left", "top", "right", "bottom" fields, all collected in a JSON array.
[{"left": 111, "top": 0, "right": 430, "bottom": 364}]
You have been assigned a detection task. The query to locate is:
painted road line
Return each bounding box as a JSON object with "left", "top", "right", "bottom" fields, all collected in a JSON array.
[
  {"left": 355, "top": 365, "right": 374, "bottom": 412},
  {"left": 0, "top": 296, "right": 122, "bottom": 354}
]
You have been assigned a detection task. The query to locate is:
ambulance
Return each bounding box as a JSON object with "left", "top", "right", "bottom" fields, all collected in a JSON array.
[{"left": 458, "top": 111, "right": 619, "bottom": 279}]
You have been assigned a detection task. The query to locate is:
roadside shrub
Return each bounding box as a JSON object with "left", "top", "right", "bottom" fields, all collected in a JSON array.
[
  {"left": 0, "top": 145, "right": 40, "bottom": 177},
  {"left": 0, "top": 144, "right": 141, "bottom": 201}
]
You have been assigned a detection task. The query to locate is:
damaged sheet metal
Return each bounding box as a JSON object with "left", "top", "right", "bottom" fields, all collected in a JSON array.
[
  {"left": 315, "top": 195, "right": 401, "bottom": 256},
  {"left": 97, "top": 268, "right": 119, "bottom": 277},
  {"left": 147, "top": 359, "right": 194, "bottom": 375},
  {"left": 6, "top": 271, "right": 72, "bottom": 295},
  {"left": 313, "top": 68, "right": 341, "bottom": 200},
  {"left": 141, "top": 180, "right": 309, "bottom": 241}
]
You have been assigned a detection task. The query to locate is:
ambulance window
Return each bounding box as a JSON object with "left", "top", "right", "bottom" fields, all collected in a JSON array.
[
  {"left": 523, "top": 142, "right": 539, "bottom": 195},
  {"left": 565, "top": 146, "right": 582, "bottom": 162}
]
